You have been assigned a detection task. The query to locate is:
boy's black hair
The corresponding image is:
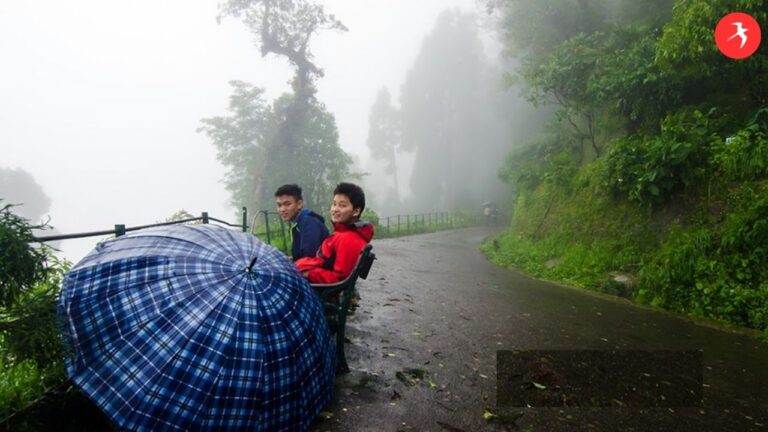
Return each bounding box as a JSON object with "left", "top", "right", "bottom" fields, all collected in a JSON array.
[
  {"left": 274, "top": 184, "right": 303, "bottom": 201},
  {"left": 334, "top": 182, "right": 365, "bottom": 215}
]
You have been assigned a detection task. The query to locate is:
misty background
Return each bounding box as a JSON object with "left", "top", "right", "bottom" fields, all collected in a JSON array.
[{"left": 1, "top": 0, "right": 535, "bottom": 263}]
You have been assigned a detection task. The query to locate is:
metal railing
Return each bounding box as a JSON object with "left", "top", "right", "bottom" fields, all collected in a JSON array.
[
  {"left": 375, "top": 212, "right": 479, "bottom": 237},
  {"left": 31, "top": 207, "right": 481, "bottom": 247},
  {"left": 247, "top": 210, "right": 481, "bottom": 249},
  {"left": 32, "top": 208, "right": 249, "bottom": 243},
  {"left": 250, "top": 210, "right": 290, "bottom": 253}
]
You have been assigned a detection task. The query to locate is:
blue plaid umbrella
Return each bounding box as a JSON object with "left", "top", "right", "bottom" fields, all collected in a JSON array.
[{"left": 58, "top": 224, "right": 335, "bottom": 431}]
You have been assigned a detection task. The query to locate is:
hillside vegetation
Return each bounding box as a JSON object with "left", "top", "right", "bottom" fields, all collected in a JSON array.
[{"left": 484, "top": 0, "right": 768, "bottom": 334}]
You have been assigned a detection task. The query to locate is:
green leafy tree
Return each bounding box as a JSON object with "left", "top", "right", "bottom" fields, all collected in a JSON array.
[
  {"left": 400, "top": 10, "right": 511, "bottom": 211},
  {"left": 656, "top": 0, "right": 768, "bottom": 112},
  {"left": 366, "top": 87, "right": 402, "bottom": 205},
  {"left": 490, "top": 0, "right": 677, "bottom": 160},
  {"left": 0, "top": 204, "right": 48, "bottom": 308},
  {"left": 199, "top": 81, "right": 268, "bottom": 211},
  {"left": 200, "top": 82, "right": 354, "bottom": 213},
  {"left": 209, "top": 0, "right": 354, "bottom": 212},
  {"left": 164, "top": 209, "right": 202, "bottom": 224},
  {"left": 0, "top": 202, "right": 66, "bottom": 369},
  {"left": 269, "top": 93, "right": 355, "bottom": 213},
  {"left": 219, "top": 0, "right": 346, "bottom": 99}
]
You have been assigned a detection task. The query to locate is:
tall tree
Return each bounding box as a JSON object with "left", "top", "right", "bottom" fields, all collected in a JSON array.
[
  {"left": 365, "top": 88, "right": 402, "bottom": 206},
  {"left": 199, "top": 82, "right": 353, "bottom": 213},
  {"left": 490, "top": 0, "right": 677, "bottom": 161},
  {"left": 400, "top": 10, "right": 509, "bottom": 211},
  {"left": 198, "top": 81, "right": 269, "bottom": 211},
  {"left": 211, "top": 0, "right": 353, "bottom": 211}
]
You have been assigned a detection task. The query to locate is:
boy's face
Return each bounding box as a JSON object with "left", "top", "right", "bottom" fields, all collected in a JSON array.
[
  {"left": 275, "top": 195, "right": 303, "bottom": 222},
  {"left": 330, "top": 194, "right": 360, "bottom": 224}
]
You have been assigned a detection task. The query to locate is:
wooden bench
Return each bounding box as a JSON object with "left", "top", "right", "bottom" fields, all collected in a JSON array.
[{"left": 311, "top": 244, "right": 376, "bottom": 373}]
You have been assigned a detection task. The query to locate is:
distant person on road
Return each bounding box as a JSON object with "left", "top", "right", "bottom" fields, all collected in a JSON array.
[
  {"left": 483, "top": 202, "right": 497, "bottom": 227},
  {"left": 274, "top": 184, "right": 329, "bottom": 261},
  {"left": 296, "top": 182, "right": 374, "bottom": 284}
]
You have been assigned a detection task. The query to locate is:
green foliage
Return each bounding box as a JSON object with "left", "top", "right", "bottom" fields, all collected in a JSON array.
[
  {"left": 361, "top": 208, "right": 379, "bottom": 227},
  {"left": 712, "top": 110, "right": 768, "bottom": 181},
  {"left": 0, "top": 360, "right": 57, "bottom": 421},
  {"left": 587, "top": 28, "right": 678, "bottom": 133},
  {"left": 604, "top": 109, "right": 719, "bottom": 205},
  {"left": 489, "top": 0, "right": 768, "bottom": 335},
  {"left": 637, "top": 185, "right": 768, "bottom": 330},
  {"left": 366, "top": 211, "right": 477, "bottom": 239},
  {"left": 490, "top": 0, "right": 610, "bottom": 60},
  {"left": 164, "top": 209, "right": 200, "bottom": 223},
  {"left": 199, "top": 83, "right": 355, "bottom": 213},
  {"left": 0, "top": 205, "right": 69, "bottom": 423},
  {"left": 655, "top": 0, "right": 768, "bottom": 108},
  {"left": 0, "top": 204, "right": 48, "bottom": 309},
  {"left": 655, "top": 0, "right": 766, "bottom": 76},
  {"left": 250, "top": 212, "right": 291, "bottom": 255},
  {"left": 498, "top": 134, "right": 579, "bottom": 194},
  {"left": 281, "top": 95, "right": 356, "bottom": 213},
  {"left": 484, "top": 163, "right": 648, "bottom": 293},
  {"left": 198, "top": 81, "right": 267, "bottom": 211},
  {"left": 0, "top": 255, "right": 69, "bottom": 368},
  {"left": 209, "top": 1, "right": 356, "bottom": 214}
]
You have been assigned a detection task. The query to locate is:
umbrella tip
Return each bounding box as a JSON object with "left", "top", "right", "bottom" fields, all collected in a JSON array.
[{"left": 248, "top": 256, "right": 258, "bottom": 271}]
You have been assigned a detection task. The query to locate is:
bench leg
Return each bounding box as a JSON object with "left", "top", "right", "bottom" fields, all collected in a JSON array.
[{"left": 336, "top": 324, "right": 350, "bottom": 374}]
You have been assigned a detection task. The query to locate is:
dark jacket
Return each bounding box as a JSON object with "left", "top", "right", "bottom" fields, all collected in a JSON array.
[
  {"left": 291, "top": 209, "right": 329, "bottom": 261},
  {"left": 295, "top": 221, "right": 374, "bottom": 284}
]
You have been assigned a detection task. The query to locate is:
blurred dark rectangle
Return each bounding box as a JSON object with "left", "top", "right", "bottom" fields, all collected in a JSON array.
[{"left": 497, "top": 350, "right": 703, "bottom": 408}]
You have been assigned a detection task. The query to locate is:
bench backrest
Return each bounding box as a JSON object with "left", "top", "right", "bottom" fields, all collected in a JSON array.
[
  {"left": 311, "top": 244, "right": 375, "bottom": 293},
  {"left": 311, "top": 244, "right": 375, "bottom": 328}
]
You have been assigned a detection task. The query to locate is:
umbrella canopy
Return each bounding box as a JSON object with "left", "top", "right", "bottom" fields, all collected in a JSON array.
[{"left": 58, "top": 224, "right": 335, "bottom": 431}]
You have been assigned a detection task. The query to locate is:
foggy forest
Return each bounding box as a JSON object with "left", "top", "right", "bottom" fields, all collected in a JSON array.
[{"left": 1, "top": 0, "right": 767, "bottom": 430}]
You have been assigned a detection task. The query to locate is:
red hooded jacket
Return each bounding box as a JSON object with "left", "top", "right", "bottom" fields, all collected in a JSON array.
[{"left": 295, "top": 221, "right": 374, "bottom": 284}]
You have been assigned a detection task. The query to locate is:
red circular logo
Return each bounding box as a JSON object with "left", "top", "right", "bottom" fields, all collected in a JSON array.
[{"left": 715, "top": 12, "right": 761, "bottom": 59}]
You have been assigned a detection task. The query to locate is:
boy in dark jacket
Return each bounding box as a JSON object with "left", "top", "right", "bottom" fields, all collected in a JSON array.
[
  {"left": 274, "top": 184, "right": 329, "bottom": 261},
  {"left": 296, "top": 182, "right": 374, "bottom": 284}
]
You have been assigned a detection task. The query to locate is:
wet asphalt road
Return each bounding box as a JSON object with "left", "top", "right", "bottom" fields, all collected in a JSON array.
[{"left": 309, "top": 227, "right": 768, "bottom": 432}]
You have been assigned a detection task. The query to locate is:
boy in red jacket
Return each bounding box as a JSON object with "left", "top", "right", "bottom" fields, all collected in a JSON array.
[{"left": 295, "top": 182, "right": 374, "bottom": 284}]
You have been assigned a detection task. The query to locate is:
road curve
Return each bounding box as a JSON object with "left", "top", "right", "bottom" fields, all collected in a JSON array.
[{"left": 310, "top": 227, "right": 768, "bottom": 432}]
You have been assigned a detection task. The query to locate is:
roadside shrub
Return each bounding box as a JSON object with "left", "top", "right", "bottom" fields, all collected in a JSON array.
[
  {"left": 604, "top": 109, "right": 718, "bottom": 205},
  {"left": 361, "top": 208, "right": 379, "bottom": 226},
  {"left": 0, "top": 202, "right": 69, "bottom": 423},
  {"left": 712, "top": 128, "right": 768, "bottom": 181},
  {"left": 0, "top": 204, "right": 48, "bottom": 307},
  {"left": 637, "top": 184, "right": 768, "bottom": 331}
]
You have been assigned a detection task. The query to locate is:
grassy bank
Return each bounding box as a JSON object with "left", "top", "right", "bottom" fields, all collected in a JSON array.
[{"left": 482, "top": 160, "right": 768, "bottom": 337}]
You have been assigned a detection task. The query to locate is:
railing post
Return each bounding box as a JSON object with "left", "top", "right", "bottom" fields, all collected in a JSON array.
[
  {"left": 407, "top": 215, "right": 410, "bottom": 232},
  {"left": 279, "top": 215, "right": 288, "bottom": 252},
  {"left": 115, "top": 224, "right": 126, "bottom": 237},
  {"left": 242, "top": 207, "right": 247, "bottom": 232},
  {"left": 262, "top": 210, "right": 271, "bottom": 244},
  {"left": 386, "top": 216, "right": 390, "bottom": 235},
  {"left": 202, "top": 212, "right": 209, "bottom": 224},
  {"left": 397, "top": 215, "right": 401, "bottom": 234}
]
